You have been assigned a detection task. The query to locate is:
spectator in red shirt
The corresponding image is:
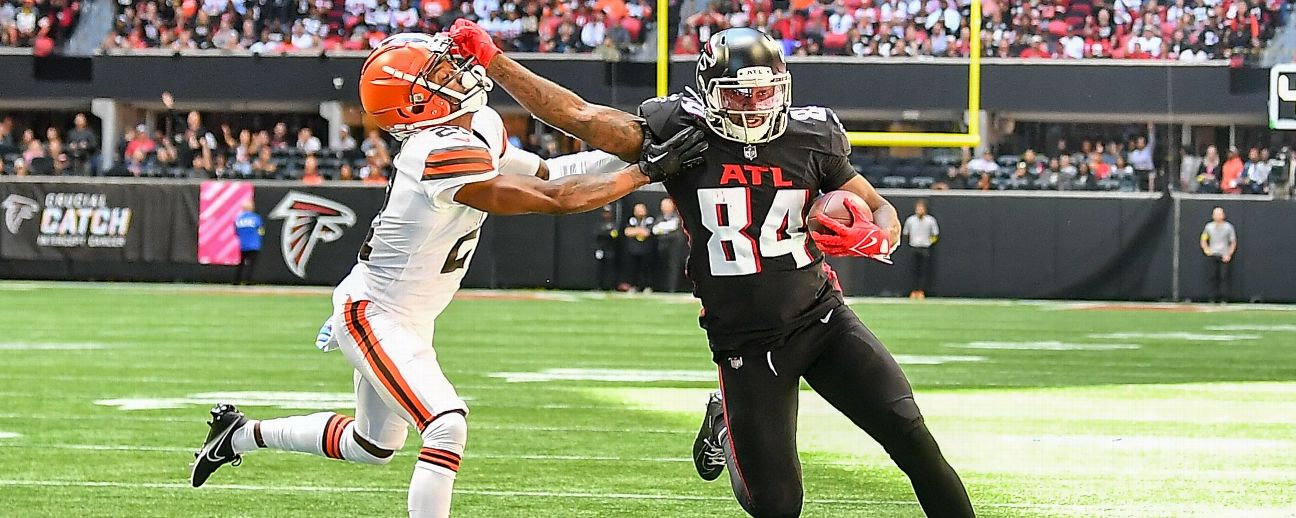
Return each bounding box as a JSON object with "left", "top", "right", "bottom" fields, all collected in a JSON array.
[
  {"left": 1221, "top": 146, "right": 1244, "bottom": 194},
  {"left": 301, "top": 155, "right": 323, "bottom": 185},
  {"left": 1090, "top": 152, "right": 1112, "bottom": 179},
  {"left": 1019, "top": 35, "right": 1052, "bottom": 58},
  {"left": 124, "top": 125, "right": 156, "bottom": 161}
]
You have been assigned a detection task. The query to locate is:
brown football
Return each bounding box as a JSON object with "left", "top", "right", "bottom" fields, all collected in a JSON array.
[{"left": 807, "top": 191, "right": 870, "bottom": 233}]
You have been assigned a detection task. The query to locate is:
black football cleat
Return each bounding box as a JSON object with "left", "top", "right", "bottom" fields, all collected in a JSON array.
[
  {"left": 190, "top": 403, "right": 248, "bottom": 487},
  {"left": 692, "top": 391, "right": 727, "bottom": 481}
]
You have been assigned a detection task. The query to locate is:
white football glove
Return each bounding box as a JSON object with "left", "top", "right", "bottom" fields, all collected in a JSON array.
[{"left": 315, "top": 318, "right": 340, "bottom": 353}]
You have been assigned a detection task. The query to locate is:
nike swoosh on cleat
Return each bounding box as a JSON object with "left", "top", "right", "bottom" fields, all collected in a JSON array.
[
  {"left": 820, "top": 309, "right": 834, "bottom": 324},
  {"left": 646, "top": 153, "right": 666, "bottom": 163},
  {"left": 199, "top": 421, "right": 238, "bottom": 464}
]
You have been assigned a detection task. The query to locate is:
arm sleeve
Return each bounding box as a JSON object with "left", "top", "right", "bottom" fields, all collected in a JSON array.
[
  {"left": 544, "top": 150, "right": 631, "bottom": 179},
  {"left": 818, "top": 154, "right": 860, "bottom": 193},
  {"left": 497, "top": 144, "right": 544, "bottom": 177},
  {"left": 931, "top": 218, "right": 939, "bottom": 237}
]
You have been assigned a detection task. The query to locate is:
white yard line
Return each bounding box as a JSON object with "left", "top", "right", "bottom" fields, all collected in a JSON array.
[
  {"left": 0, "top": 413, "right": 687, "bottom": 434},
  {"left": 0, "top": 479, "right": 1285, "bottom": 513},
  {"left": 6, "top": 443, "right": 1293, "bottom": 479}
]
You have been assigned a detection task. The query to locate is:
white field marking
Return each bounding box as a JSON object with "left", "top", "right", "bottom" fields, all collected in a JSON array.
[
  {"left": 93, "top": 392, "right": 357, "bottom": 411},
  {"left": 1001, "top": 434, "right": 1291, "bottom": 451},
  {"left": 11, "top": 443, "right": 693, "bottom": 464},
  {"left": 0, "top": 342, "right": 111, "bottom": 350},
  {"left": 1087, "top": 332, "right": 1260, "bottom": 342},
  {"left": 0, "top": 432, "right": 19, "bottom": 439},
  {"left": 490, "top": 356, "right": 987, "bottom": 384},
  {"left": 3, "top": 479, "right": 1294, "bottom": 514},
  {"left": 1206, "top": 324, "right": 1296, "bottom": 332},
  {"left": 890, "top": 354, "right": 987, "bottom": 365},
  {"left": 947, "top": 341, "right": 1141, "bottom": 351},
  {"left": 0, "top": 413, "right": 687, "bottom": 434},
  {"left": 0, "top": 373, "right": 511, "bottom": 393},
  {"left": 489, "top": 369, "right": 715, "bottom": 383},
  {"left": 7, "top": 443, "right": 1292, "bottom": 480},
  {"left": 0, "top": 479, "right": 914, "bottom": 506},
  {"left": 0, "top": 283, "right": 40, "bottom": 291}
]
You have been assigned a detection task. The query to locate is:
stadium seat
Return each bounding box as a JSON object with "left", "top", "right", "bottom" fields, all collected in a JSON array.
[
  {"left": 864, "top": 165, "right": 890, "bottom": 184},
  {"left": 1097, "top": 179, "right": 1121, "bottom": 191},
  {"left": 894, "top": 164, "right": 921, "bottom": 180},
  {"left": 929, "top": 153, "right": 961, "bottom": 166},
  {"left": 923, "top": 165, "right": 948, "bottom": 179},
  {"left": 910, "top": 176, "right": 936, "bottom": 189},
  {"left": 28, "top": 157, "right": 54, "bottom": 175},
  {"left": 881, "top": 175, "right": 908, "bottom": 189}
]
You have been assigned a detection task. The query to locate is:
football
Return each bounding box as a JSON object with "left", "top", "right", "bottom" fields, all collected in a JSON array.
[{"left": 808, "top": 191, "right": 870, "bottom": 233}]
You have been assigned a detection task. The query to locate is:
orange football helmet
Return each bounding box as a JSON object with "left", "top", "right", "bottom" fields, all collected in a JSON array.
[{"left": 359, "top": 33, "right": 492, "bottom": 140}]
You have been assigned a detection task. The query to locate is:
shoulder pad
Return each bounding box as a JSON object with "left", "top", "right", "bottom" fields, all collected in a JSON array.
[
  {"left": 638, "top": 94, "right": 706, "bottom": 142},
  {"left": 783, "top": 106, "right": 850, "bottom": 157},
  {"left": 398, "top": 126, "right": 494, "bottom": 180},
  {"left": 469, "top": 106, "right": 508, "bottom": 159}
]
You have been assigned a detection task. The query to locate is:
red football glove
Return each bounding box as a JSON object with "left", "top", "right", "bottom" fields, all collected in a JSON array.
[
  {"left": 810, "top": 198, "right": 897, "bottom": 264},
  {"left": 448, "top": 18, "right": 501, "bottom": 68}
]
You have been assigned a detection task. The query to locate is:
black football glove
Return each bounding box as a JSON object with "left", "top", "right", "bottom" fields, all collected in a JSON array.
[{"left": 638, "top": 127, "right": 708, "bottom": 183}]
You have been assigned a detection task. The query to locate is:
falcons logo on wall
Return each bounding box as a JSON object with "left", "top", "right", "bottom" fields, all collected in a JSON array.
[
  {"left": 269, "top": 191, "right": 356, "bottom": 278},
  {"left": 2, "top": 194, "right": 39, "bottom": 234}
]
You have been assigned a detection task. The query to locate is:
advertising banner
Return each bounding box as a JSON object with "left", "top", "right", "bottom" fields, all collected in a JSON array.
[
  {"left": 0, "top": 181, "right": 198, "bottom": 263},
  {"left": 198, "top": 181, "right": 254, "bottom": 266}
]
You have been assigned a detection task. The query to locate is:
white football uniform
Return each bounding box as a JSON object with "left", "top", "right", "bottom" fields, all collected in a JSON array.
[
  {"left": 329, "top": 122, "right": 498, "bottom": 435},
  {"left": 321, "top": 109, "right": 628, "bottom": 437}
]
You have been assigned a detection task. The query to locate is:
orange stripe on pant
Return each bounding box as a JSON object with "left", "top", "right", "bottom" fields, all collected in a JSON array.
[
  {"left": 343, "top": 300, "right": 433, "bottom": 427},
  {"left": 418, "top": 447, "right": 462, "bottom": 472},
  {"left": 322, "top": 414, "right": 354, "bottom": 460},
  {"left": 323, "top": 415, "right": 336, "bottom": 459}
]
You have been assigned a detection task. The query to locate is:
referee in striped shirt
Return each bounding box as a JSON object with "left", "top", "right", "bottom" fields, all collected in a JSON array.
[{"left": 903, "top": 199, "right": 939, "bottom": 299}]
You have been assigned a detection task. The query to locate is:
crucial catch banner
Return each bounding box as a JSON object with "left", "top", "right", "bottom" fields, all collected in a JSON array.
[{"left": 0, "top": 181, "right": 198, "bottom": 263}]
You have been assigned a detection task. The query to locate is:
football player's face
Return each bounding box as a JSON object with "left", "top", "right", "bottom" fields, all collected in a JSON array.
[
  {"left": 721, "top": 86, "right": 781, "bottom": 127},
  {"left": 429, "top": 59, "right": 468, "bottom": 95}
]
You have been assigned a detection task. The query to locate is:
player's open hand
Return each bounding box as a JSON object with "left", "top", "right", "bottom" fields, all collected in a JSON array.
[
  {"left": 811, "top": 198, "right": 897, "bottom": 263},
  {"left": 638, "top": 127, "right": 708, "bottom": 183},
  {"left": 448, "top": 19, "right": 501, "bottom": 68}
]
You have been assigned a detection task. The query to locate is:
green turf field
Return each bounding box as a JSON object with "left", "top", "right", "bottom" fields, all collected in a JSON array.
[{"left": 1, "top": 282, "right": 1294, "bottom": 517}]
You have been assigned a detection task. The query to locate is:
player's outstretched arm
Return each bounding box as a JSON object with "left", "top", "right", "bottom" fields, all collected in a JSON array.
[
  {"left": 455, "top": 166, "right": 650, "bottom": 215},
  {"left": 455, "top": 127, "right": 707, "bottom": 215},
  {"left": 449, "top": 20, "right": 646, "bottom": 163}
]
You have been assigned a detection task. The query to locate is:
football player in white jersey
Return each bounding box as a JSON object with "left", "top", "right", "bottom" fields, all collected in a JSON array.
[{"left": 188, "top": 33, "right": 706, "bottom": 518}]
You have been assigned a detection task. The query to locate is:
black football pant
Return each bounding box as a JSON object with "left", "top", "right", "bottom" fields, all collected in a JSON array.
[
  {"left": 1208, "top": 255, "right": 1231, "bottom": 302},
  {"left": 233, "top": 250, "right": 258, "bottom": 285},
  {"left": 714, "top": 307, "right": 974, "bottom": 517},
  {"left": 910, "top": 247, "right": 932, "bottom": 293}
]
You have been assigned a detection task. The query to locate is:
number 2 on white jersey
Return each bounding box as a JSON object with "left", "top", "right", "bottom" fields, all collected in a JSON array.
[{"left": 698, "top": 188, "right": 812, "bottom": 276}]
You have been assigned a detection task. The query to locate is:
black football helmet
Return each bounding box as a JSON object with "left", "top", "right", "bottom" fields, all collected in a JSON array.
[{"left": 695, "top": 28, "right": 792, "bottom": 144}]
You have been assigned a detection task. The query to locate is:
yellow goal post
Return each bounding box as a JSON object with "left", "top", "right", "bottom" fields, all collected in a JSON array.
[{"left": 657, "top": 0, "right": 982, "bottom": 148}]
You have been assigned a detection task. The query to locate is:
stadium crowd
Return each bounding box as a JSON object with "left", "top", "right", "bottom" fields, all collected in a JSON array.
[
  {"left": 2, "top": 111, "right": 1290, "bottom": 195},
  {"left": 0, "top": 0, "right": 81, "bottom": 50},
  {"left": 676, "top": 0, "right": 1286, "bottom": 60},
  {"left": 97, "top": 0, "right": 655, "bottom": 58},
  {"left": 0, "top": 0, "right": 1240, "bottom": 62},
  {"left": 844, "top": 124, "right": 1290, "bottom": 193}
]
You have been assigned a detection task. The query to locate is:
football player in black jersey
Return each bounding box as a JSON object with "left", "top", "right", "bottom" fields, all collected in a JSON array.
[{"left": 450, "top": 22, "right": 974, "bottom": 518}]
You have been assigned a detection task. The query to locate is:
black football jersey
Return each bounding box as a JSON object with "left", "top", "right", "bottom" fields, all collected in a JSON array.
[{"left": 639, "top": 94, "right": 859, "bottom": 353}]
